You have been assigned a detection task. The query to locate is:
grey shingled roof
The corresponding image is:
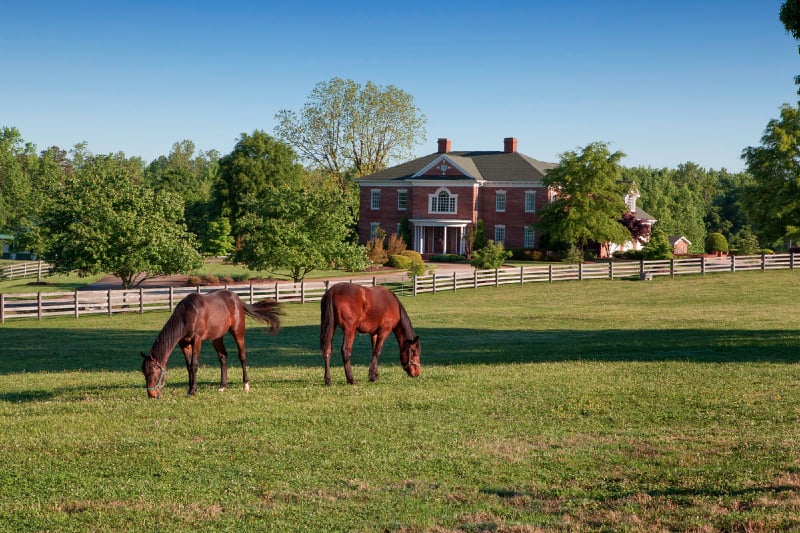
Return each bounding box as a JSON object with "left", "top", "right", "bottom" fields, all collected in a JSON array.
[{"left": 357, "top": 151, "right": 557, "bottom": 182}]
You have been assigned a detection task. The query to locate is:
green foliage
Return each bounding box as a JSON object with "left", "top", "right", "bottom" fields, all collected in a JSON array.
[
  {"left": 40, "top": 152, "right": 203, "bottom": 289},
  {"left": 643, "top": 228, "right": 674, "bottom": 260},
  {"left": 741, "top": 103, "right": 800, "bottom": 246},
  {"left": 203, "top": 217, "right": 235, "bottom": 257},
  {"left": 473, "top": 220, "right": 488, "bottom": 251},
  {"left": 274, "top": 77, "right": 427, "bottom": 186},
  {"left": 536, "top": 142, "right": 631, "bottom": 251},
  {"left": 407, "top": 255, "right": 426, "bottom": 277},
  {"left": 387, "top": 254, "right": 412, "bottom": 269},
  {"left": 470, "top": 240, "right": 512, "bottom": 269},
  {"left": 399, "top": 215, "right": 412, "bottom": 248},
  {"left": 562, "top": 244, "right": 584, "bottom": 263},
  {"left": 780, "top": 0, "right": 800, "bottom": 92},
  {"left": 705, "top": 232, "right": 729, "bottom": 253},
  {"left": 215, "top": 130, "right": 305, "bottom": 236},
  {"left": 730, "top": 227, "right": 760, "bottom": 255},
  {"left": 232, "top": 184, "right": 362, "bottom": 282},
  {"left": 429, "top": 253, "right": 465, "bottom": 262}
]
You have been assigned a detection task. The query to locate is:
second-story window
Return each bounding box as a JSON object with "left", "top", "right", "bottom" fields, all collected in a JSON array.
[
  {"left": 429, "top": 188, "right": 456, "bottom": 214},
  {"left": 525, "top": 191, "right": 536, "bottom": 213},
  {"left": 397, "top": 189, "right": 408, "bottom": 211},
  {"left": 496, "top": 190, "right": 506, "bottom": 212},
  {"left": 371, "top": 189, "right": 381, "bottom": 210}
]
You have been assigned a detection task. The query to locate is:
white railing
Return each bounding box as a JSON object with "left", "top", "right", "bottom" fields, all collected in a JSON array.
[
  {"left": 0, "top": 261, "right": 52, "bottom": 280},
  {"left": 1, "top": 253, "right": 797, "bottom": 322}
]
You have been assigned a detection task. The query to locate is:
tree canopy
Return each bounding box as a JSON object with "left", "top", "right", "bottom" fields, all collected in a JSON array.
[
  {"left": 535, "top": 142, "right": 631, "bottom": 254},
  {"left": 233, "top": 184, "right": 367, "bottom": 282},
  {"left": 214, "top": 130, "right": 304, "bottom": 238},
  {"left": 274, "top": 77, "right": 427, "bottom": 188},
  {"left": 741, "top": 103, "right": 800, "bottom": 246},
  {"left": 780, "top": 0, "right": 800, "bottom": 92},
  {"left": 41, "top": 152, "right": 202, "bottom": 289}
]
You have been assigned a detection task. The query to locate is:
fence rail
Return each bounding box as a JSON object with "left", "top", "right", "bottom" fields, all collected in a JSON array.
[
  {"left": 0, "top": 261, "right": 52, "bottom": 280},
  {"left": 1, "top": 253, "right": 797, "bottom": 322}
]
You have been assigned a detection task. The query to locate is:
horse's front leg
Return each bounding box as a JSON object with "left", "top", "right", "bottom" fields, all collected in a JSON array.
[
  {"left": 212, "top": 337, "right": 229, "bottom": 393},
  {"left": 231, "top": 329, "right": 249, "bottom": 392},
  {"left": 181, "top": 339, "right": 201, "bottom": 396},
  {"left": 341, "top": 329, "right": 357, "bottom": 385},
  {"left": 368, "top": 332, "right": 388, "bottom": 382}
]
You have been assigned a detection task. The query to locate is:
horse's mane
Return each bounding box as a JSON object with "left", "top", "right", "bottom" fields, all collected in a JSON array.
[
  {"left": 149, "top": 295, "right": 194, "bottom": 361},
  {"left": 392, "top": 293, "right": 415, "bottom": 339}
]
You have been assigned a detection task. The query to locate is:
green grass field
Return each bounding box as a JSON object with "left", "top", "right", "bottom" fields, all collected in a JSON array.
[{"left": 2, "top": 270, "right": 800, "bottom": 531}]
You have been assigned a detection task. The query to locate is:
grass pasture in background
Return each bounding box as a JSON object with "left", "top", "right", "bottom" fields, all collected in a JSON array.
[{"left": 2, "top": 270, "right": 800, "bottom": 531}]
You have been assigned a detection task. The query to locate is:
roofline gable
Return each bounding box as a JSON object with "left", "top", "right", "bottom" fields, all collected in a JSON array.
[{"left": 413, "top": 155, "right": 478, "bottom": 180}]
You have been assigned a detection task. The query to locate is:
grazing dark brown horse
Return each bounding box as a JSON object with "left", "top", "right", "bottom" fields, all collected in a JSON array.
[
  {"left": 141, "top": 289, "right": 281, "bottom": 398},
  {"left": 320, "top": 283, "right": 420, "bottom": 385}
]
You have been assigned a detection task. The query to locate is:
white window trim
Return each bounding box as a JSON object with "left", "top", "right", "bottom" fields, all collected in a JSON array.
[
  {"left": 370, "top": 189, "right": 381, "bottom": 211},
  {"left": 494, "top": 225, "right": 506, "bottom": 245},
  {"left": 428, "top": 187, "right": 457, "bottom": 214},
  {"left": 496, "top": 190, "right": 507, "bottom": 213},
  {"left": 524, "top": 225, "right": 536, "bottom": 248},
  {"left": 525, "top": 190, "right": 536, "bottom": 213},
  {"left": 397, "top": 189, "right": 408, "bottom": 211},
  {"left": 369, "top": 222, "right": 381, "bottom": 240}
]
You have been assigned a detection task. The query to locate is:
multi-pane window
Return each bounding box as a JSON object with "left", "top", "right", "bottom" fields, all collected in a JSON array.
[
  {"left": 495, "top": 191, "right": 506, "bottom": 212},
  {"left": 369, "top": 222, "right": 381, "bottom": 240},
  {"left": 524, "top": 225, "right": 536, "bottom": 248},
  {"left": 397, "top": 189, "right": 408, "bottom": 210},
  {"left": 525, "top": 191, "right": 536, "bottom": 213},
  {"left": 370, "top": 189, "right": 381, "bottom": 210},
  {"left": 429, "top": 189, "right": 456, "bottom": 213},
  {"left": 494, "top": 225, "right": 506, "bottom": 245}
]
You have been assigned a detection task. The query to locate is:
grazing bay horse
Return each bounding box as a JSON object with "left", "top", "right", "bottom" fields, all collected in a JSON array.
[
  {"left": 320, "top": 283, "right": 421, "bottom": 385},
  {"left": 141, "top": 289, "right": 281, "bottom": 398}
]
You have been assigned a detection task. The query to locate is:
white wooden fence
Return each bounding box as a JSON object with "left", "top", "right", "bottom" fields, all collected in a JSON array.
[
  {"left": 0, "top": 261, "right": 51, "bottom": 280},
  {"left": 1, "top": 253, "right": 797, "bottom": 322}
]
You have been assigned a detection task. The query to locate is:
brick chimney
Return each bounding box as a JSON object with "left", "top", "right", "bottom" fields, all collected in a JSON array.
[
  {"left": 504, "top": 137, "right": 518, "bottom": 153},
  {"left": 437, "top": 138, "right": 451, "bottom": 153}
]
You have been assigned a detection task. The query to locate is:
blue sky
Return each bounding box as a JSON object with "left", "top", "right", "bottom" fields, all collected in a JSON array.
[{"left": 3, "top": 1, "right": 798, "bottom": 172}]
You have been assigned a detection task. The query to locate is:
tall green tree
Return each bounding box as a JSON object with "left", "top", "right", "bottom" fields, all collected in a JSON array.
[
  {"left": 780, "top": 0, "right": 800, "bottom": 93},
  {"left": 535, "top": 142, "right": 631, "bottom": 253},
  {"left": 233, "top": 185, "right": 367, "bottom": 282},
  {"left": 741, "top": 103, "right": 800, "bottom": 247},
  {"left": 214, "top": 130, "right": 304, "bottom": 238},
  {"left": 0, "top": 127, "right": 35, "bottom": 234},
  {"left": 41, "top": 152, "right": 202, "bottom": 289},
  {"left": 274, "top": 77, "right": 427, "bottom": 188}
]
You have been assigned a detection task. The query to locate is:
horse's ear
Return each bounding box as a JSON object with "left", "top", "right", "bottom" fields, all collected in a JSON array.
[
  {"left": 140, "top": 352, "right": 147, "bottom": 359},
  {"left": 413, "top": 336, "right": 420, "bottom": 344}
]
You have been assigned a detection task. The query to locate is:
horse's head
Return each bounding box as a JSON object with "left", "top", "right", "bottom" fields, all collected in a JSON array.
[
  {"left": 140, "top": 352, "right": 167, "bottom": 399},
  {"left": 401, "top": 336, "right": 421, "bottom": 378}
]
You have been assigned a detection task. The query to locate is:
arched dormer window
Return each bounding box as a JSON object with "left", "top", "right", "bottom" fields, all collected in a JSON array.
[{"left": 428, "top": 188, "right": 457, "bottom": 214}]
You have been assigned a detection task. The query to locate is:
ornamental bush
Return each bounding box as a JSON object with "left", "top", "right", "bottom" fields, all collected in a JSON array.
[
  {"left": 388, "top": 254, "right": 412, "bottom": 269},
  {"left": 470, "top": 240, "right": 512, "bottom": 269},
  {"left": 705, "top": 232, "right": 729, "bottom": 254}
]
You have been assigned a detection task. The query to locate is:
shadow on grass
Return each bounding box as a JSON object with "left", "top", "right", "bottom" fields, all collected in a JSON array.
[{"left": 3, "top": 324, "right": 800, "bottom": 376}]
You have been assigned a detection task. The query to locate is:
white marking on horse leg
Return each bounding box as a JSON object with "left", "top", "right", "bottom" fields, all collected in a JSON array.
[
  {"left": 218, "top": 387, "right": 226, "bottom": 393},
  {"left": 244, "top": 382, "right": 250, "bottom": 393}
]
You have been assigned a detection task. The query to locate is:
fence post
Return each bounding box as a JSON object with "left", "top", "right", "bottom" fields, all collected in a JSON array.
[
  {"left": 169, "top": 287, "right": 175, "bottom": 310},
  {"left": 701, "top": 257, "right": 706, "bottom": 275},
  {"left": 473, "top": 269, "right": 477, "bottom": 289},
  {"left": 639, "top": 259, "right": 644, "bottom": 277},
  {"left": 761, "top": 253, "right": 766, "bottom": 272},
  {"left": 454, "top": 271, "right": 458, "bottom": 291},
  {"left": 38, "top": 292, "right": 43, "bottom": 320},
  {"left": 791, "top": 252, "right": 795, "bottom": 270},
  {"left": 731, "top": 255, "right": 736, "bottom": 273},
  {"left": 495, "top": 269, "right": 499, "bottom": 287},
  {"left": 413, "top": 275, "right": 418, "bottom": 296},
  {"left": 520, "top": 267, "right": 524, "bottom": 285},
  {"left": 670, "top": 259, "right": 675, "bottom": 278},
  {"left": 1, "top": 293, "right": 4, "bottom": 323},
  {"left": 548, "top": 264, "right": 553, "bottom": 283},
  {"left": 609, "top": 262, "right": 613, "bottom": 280},
  {"left": 579, "top": 263, "right": 583, "bottom": 281},
  {"left": 372, "top": 276, "right": 377, "bottom": 287},
  {"left": 432, "top": 274, "right": 437, "bottom": 293},
  {"left": 139, "top": 288, "right": 144, "bottom": 314},
  {"left": 301, "top": 280, "right": 305, "bottom": 303},
  {"left": 74, "top": 291, "right": 79, "bottom": 319},
  {"left": 274, "top": 282, "right": 280, "bottom": 302},
  {"left": 107, "top": 290, "right": 112, "bottom": 316}
]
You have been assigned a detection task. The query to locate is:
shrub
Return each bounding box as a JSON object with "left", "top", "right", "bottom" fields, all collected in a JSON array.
[
  {"left": 187, "top": 275, "right": 202, "bottom": 286},
  {"left": 470, "top": 240, "right": 512, "bottom": 269},
  {"left": 705, "top": 232, "right": 729, "bottom": 254},
  {"left": 429, "top": 254, "right": 465, "bottom": 262},
  {"left": 388, "top": 254, "right": 412, "bottom": 269},
  {"left": 401, "top": 250, "right": 423, "bottom": 262},
  {"left": 562, "top": 245, "right": 584, "bottom": 264},
  {"left": 385, "top": 233, "right": 407, "bottom": 256},
  {"left": 643, "top": 229, "right": 673, "bottom": 260},
  {"left": 407, "top": 256, "right": 426, "bottom": 278}
]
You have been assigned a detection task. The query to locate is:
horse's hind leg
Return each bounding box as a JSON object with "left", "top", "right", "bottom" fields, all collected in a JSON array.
[
  {"left": 341, "top": 328, "right": 357, "bottom": 385},
  {"left": 181, "top": 339, "right": 201, "bottom": 396},
  {"left": 212, "top": 337, "right": 228, "bottom": 393},
  {"left": 231, "top": 329, "right": 249, "bottom": 392}
]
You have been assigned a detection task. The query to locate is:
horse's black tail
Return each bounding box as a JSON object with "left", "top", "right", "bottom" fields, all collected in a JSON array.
[
  {"left": 320, "top": 288, "right": 335, "bottom": 353},
  {"left": 243, "top": 299, "right": 282, "bottom": 334}
]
